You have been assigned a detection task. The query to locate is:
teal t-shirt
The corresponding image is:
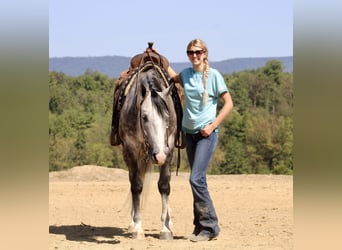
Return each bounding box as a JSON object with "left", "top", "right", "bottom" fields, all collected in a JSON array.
[{"left": 180, "top": 67, "right": 228, "bottom": 134}]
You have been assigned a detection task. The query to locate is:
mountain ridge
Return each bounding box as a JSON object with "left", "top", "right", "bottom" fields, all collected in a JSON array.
[{"left": 49, "top": 55, "right": 293, "bottom": 77}]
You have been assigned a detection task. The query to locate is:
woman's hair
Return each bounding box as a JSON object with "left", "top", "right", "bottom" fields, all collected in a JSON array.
[{"left": 187, "top": 39, "right": 210, "bottom": 104}]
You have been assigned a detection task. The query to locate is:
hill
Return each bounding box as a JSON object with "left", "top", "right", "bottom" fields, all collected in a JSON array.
[{"left": 49, "top": 56, "right": 293, "bottom": 77}]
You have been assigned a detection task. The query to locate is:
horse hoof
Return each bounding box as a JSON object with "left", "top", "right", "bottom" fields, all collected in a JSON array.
[
  {"left": 132, "top": 231, "right": 145, "bottom": 240},
  {"left": 127, "top": 224, "right": 134, "bottom": 233},
  {"left": 159, "top": 231, "right": 173, "bottom": 240}
]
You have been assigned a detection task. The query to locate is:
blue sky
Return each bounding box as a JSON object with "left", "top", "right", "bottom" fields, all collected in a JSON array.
[{"left": 49, "top": 0, "right": 293, "bottom": 62}]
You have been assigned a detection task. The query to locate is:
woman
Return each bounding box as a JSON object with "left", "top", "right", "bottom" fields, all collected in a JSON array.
[{"left": 168, "top": 39, "right": 234, "bottom": 242}]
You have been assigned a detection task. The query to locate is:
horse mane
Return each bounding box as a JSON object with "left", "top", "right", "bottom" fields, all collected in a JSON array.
[
  {"left": 150, "top": 89, "right": 169, "bottom": 118},
  {"left": 123, "top": 62, "right": 168, "bottom": 96},
  {"left": 143, "top": 70, "right": 170, "bottom": 119}
]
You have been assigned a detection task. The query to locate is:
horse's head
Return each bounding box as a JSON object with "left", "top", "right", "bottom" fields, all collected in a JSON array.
[{"left": 139, "top": 70, "right": 176, "bottom": 166}]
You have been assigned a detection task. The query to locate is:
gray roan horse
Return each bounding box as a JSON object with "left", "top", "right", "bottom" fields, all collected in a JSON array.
[{"left": 118, "top": 61, "right": 177, "bottom": 240}]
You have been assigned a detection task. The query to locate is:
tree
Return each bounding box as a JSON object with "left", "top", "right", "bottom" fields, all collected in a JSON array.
[
  {"left": 245, "top": 110, "right": 292, "bottom": 173},
  {"left": 49, "top": 71, "right": 116, "bottom": 171},
  {"left": 217, "top": 110, "right": 250, "bottom": 174},
  {"left": 218, "top": 137, "right": 250, "bottom": 174},
  {"left": 262, "top": 60, "right": 284, "bottom": 86},
  {"left": 225, "top": 73, "right": 251, "bottom": 113}
]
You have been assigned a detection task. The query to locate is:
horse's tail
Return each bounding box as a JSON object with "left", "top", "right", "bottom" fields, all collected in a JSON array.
[
  {"left": 116, "top": 163, "right": 154, "bottom": 214},
  {"left": 140, "top": 163, "right": 154, "bottom": 209}
]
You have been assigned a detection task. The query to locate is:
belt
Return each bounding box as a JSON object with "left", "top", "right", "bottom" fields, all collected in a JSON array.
[{"left": 182, "top": 127, "right": 218, "bottom": 134}]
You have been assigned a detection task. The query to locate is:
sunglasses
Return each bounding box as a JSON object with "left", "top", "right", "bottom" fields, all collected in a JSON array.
[{"left": 186, "top": 50, "right": 204, "bottom": 56}]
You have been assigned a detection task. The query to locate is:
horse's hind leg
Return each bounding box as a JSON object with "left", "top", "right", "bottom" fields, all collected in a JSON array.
[{"left": 158, "top": 166, "right": 173, "bottom": 240}]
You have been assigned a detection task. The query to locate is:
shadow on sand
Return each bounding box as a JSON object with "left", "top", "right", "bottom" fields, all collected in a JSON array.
[
  {"left": 49, "top": 223, "right": 127, "bottom": 244},
  {"left": 49, "top": 223, "right": 185, "bottom": 244}
]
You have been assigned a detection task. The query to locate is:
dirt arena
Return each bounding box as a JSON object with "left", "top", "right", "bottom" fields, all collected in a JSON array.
[{"left": 49, "top": 165, "right": 293, "bottom": 250}]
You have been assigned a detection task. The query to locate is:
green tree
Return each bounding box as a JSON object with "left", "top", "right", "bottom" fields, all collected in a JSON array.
[
  {"left": 49, "top": 71, "right": 116, "bottom": 171},
  {"left": 262, "top": 60, "right": 284, "bottom": 85},
  {"left": 216, "top": 110, "right": 250, "bottom": 174},
  {"left": 218, "top": 137, "right": 250, "bottom": 174},
  {"left": 245, "top": 110, "right": 292, "bottom": 173}
]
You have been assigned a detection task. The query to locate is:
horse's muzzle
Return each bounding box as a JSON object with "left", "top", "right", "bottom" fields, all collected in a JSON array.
[{"left": 153, "top": 152, "right": 167, "bottom": 166}]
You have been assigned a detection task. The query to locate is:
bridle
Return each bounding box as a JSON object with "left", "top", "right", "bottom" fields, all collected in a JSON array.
[
  {"left": 121, "top": 43, "right": 184, "bottom": 174},
  {"left": 136, "top": 63, "right": 172, "bottom": 166}
]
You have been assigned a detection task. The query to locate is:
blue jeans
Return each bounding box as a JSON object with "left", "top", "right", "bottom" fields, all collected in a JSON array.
[{"left": 185, "top": 131, "right": 220, "bottom": 237}]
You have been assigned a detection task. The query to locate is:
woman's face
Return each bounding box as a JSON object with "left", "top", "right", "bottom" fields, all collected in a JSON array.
[{"left": 187, "top": 45, "right": 206, "bottom": 67}]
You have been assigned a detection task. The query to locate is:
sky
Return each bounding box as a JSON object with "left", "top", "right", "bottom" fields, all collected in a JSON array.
[{"left": 49, "top": 0, "right": 293, "bottom": 62}]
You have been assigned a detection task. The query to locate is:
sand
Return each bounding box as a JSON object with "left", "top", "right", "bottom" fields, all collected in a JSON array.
[{"left": 49, "top": 165, "right": 293, "bottom": 250}]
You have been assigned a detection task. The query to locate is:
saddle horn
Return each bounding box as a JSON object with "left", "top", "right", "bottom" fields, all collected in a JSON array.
[
  {"left": 147, "top": 42, "right": 154, "bottom": 50},
  {"left": 146, "top": 42, "right": 156, "bottom": 54}
]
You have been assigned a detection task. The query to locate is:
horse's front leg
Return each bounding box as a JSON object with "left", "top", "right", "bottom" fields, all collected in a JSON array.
[
  {"left": 158, "top": 165, "right": 173, "bottom": 240},
  {"left": 128, "top": 171, "right": 145, "bottom": 239}
]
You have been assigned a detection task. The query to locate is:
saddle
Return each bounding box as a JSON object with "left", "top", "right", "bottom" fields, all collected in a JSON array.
[
  {"left": 110, "top": 43, "right": 185, "bottom": 149},
  {"left": 114, "top": 43, "right": 169, "bottom": 89},
  {"left": 130, "top": 49, "right": 169, "bottom": 69}
]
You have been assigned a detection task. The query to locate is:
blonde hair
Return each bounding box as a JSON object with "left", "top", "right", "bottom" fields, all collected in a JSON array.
[{"left": 187, "top": 39, "right": 210, "bottom": 105}]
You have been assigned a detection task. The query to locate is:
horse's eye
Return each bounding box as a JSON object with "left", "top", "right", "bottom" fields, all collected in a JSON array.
[{"left": 142, "top": 115, "right": 148, "bottom": 122}]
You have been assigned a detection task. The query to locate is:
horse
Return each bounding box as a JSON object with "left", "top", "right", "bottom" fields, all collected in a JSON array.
[{"left": 117, "top": 60, "right": 178, "bottom": 240}]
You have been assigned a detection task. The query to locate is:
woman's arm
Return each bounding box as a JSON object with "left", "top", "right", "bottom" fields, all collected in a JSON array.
[
  {"left": 167, "top": 66, "right": 182, "bottom": 84},
  {"left": 167, "top": 66, "right": 177, "bottom": 78},
  {"left": 201, "top": 91, "right": 234, "bottom": 136}
]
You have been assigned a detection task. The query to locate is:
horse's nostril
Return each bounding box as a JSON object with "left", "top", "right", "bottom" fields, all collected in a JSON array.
[
  {"left": 152, "top": 154, "right": 157, "bottom": 161},
  {"left": 152, "top": 144, "right": 159, "bottom": 156}
]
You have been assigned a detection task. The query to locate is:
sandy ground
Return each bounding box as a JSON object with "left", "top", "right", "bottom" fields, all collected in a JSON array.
[{"left": 49, "top": 165, "right": 293, "bottom": 250}]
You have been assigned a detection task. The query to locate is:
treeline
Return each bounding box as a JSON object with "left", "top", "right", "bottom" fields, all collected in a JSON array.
[{"left": 49, "top": 60, "right": 293, "bottom": 174}]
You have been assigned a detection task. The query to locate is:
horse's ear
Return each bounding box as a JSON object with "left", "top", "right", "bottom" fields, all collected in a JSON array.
[
  {"left": 136, "top": 79, "right": 148, "bottom": 110},
  {"left": 140, "top": 76, "right": 152, "bottom": 98},
  {"left": 141, "top": 81, "right": 147, "bottom": 97},
  {"left": 160, "top": 82, "right": 174, "bottom": 98}
]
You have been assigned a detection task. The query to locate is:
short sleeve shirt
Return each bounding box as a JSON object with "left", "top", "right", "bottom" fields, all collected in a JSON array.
[{"left": 180, "top": 67, "right": 228, "bottom": 133}]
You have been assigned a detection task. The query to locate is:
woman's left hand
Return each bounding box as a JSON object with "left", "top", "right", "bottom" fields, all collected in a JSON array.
[{"left": 200, "top": 124, "right": 215, "bottom": 137}]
